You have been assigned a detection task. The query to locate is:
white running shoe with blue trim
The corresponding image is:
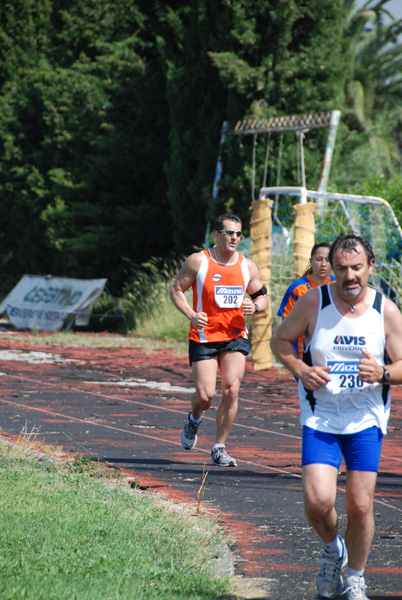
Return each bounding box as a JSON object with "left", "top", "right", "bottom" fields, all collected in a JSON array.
[
  {"left": 211, "top": 446, "right": 237, "bottom": 467},
  {"left": 316, "top": 536, "right": 348, "bottom": 598},
  {"left": 343, "top": 575, "right": 371, "bottom": 599}
]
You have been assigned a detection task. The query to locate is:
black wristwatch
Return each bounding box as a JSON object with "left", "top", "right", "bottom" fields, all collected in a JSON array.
[
  {"left": 254, "top": 304, "right": 259, "bottom": 313},
  {"left": 381, "top": 367, "right": 390, "bottom": 384}
]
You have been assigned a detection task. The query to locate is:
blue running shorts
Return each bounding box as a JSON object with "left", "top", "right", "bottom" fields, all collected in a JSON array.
[{"left": 302, "top": 425, "right": 384, "bottom": 472}]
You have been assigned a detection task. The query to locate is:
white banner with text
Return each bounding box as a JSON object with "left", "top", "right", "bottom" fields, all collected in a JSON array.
[{"left": 0, "top": 275, "right": 107, "bottom": 331}]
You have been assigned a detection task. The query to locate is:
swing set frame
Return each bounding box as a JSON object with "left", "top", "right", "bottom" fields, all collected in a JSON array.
[{"left": 206, "top": 110, "right": 341, "bottom": 245}]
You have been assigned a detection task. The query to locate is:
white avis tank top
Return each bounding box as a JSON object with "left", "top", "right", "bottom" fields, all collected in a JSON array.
[{"left": 298, "top": 284, "right": 390, "bottom": 434}]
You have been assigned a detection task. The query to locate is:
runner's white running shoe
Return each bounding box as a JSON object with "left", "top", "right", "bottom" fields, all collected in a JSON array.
[
  {"left": 343, "top": 575, "right": 371, "bottom": 600},
  {"left": 180, "top": 413, "right": 199, "bottom": 450},
  {"left": 316, "top": 536, "right": 348, "bottom": 598},
  {"left": 211, "top": 447, "right": 237, "bottom": 467}
]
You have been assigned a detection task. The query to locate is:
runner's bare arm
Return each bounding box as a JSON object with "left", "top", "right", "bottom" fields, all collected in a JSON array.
[
  {"left": 170, "top": 253, "right": 208, "bottom": 328},
  {"left": 270, "top": 289, "right": 331, "bottom": 390},
  {"left": 243, "top": 259, "right": 269, "bottom": 315},
  {"left": 359, "top": 298, "right": 402, "bottom": 384}
]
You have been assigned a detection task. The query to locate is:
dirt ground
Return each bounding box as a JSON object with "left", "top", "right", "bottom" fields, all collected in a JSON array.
[{"left": 0, "top": 331, "right": 402, "bottom": 599}]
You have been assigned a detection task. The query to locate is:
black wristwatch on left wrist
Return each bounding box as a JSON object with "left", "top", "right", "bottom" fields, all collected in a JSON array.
[{"left": 381, "top": 367, "right": 390, "bottom": 384}]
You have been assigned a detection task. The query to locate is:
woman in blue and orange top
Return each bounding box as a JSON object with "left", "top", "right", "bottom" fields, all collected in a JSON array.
[{"left": 278, "top": 242, "right": 335, "bottom": 356}]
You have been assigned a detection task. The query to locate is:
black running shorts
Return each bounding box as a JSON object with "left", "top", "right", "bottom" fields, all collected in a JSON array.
[{"left": 189, "top": 337, "right": 250, "bottom": 364}]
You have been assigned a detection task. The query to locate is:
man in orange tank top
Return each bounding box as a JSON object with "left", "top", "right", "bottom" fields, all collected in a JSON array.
[{"left": 170, "top": 214, "right": 268, "bottom": 466}]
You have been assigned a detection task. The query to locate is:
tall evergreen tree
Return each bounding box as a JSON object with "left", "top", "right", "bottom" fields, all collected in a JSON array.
[
  {"left": 0, "top": 0, "right": 171, "bottom": 291},
  {"left": 0, "top": 0, "right": 350, "bottom": 295},
  {"left": 157, "top": 0, "right": 347, "bottom": 248}
]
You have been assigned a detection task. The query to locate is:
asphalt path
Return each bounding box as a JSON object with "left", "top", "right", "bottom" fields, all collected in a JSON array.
[{"left": 0, "top": 335, "right": 401, "bottom": 599}]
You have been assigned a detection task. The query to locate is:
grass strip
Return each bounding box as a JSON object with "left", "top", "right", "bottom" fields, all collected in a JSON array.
[{"left": 0, "top": 450, "right": 232, "bottom": 600}]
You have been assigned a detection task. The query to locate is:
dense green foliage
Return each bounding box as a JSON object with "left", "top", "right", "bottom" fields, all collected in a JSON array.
[
  {"left": 0, "top": 1, "right": 171, "bottom": 293},
  {"left": 160, "top": 0, "right": 347, "bottom": 245},
  {"left": 330, "top": 0, "right": 402, "bottom": 188},
  {"left": 0, "top": 0, "right": 348, "bottom": 295},
  {"left": 0, "top": 0, "right": 401, "bottom": 299}
]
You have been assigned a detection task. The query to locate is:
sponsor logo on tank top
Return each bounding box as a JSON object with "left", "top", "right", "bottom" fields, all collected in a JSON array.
[
  {"left": 327, "top": 360, "right": 359, "bottom": 373},
  {"left": 333, "top": 335, "right": 366, "bottom": 351}
]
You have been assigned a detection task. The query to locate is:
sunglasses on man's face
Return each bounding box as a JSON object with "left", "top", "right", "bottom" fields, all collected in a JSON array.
[{"left": 218, "top": 229, "right": 242, "bottom": 238}]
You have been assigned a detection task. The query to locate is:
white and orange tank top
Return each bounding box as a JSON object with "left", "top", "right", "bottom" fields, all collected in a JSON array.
[{"left": 189, "top": 248, "right": 250, "bottom": 343}]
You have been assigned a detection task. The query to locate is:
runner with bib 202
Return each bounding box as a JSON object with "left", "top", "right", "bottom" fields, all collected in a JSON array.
[{"left": 170, "top": 213, "right": 268, "bottom": 467}]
